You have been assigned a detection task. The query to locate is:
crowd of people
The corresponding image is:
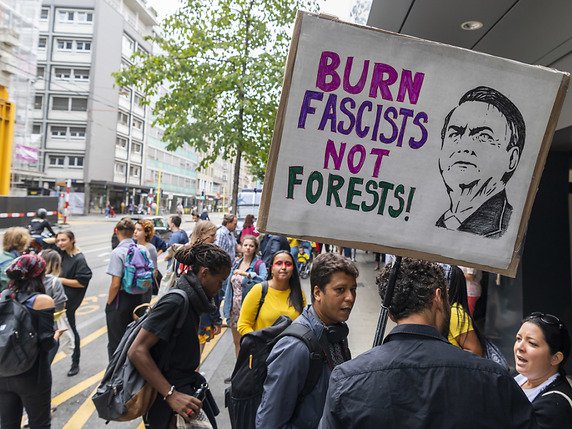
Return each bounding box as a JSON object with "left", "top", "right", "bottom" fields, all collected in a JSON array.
[{"left": 0, "top": 212, "right": 570, "bottom": 429}]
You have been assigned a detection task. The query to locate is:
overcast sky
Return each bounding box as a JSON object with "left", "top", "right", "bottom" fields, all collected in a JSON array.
[{"left": 147, "top": 0, "right": 354, "bottom": 21}]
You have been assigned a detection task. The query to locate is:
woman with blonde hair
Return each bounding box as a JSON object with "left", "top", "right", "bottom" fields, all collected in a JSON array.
[
  {"left": 0, "top": 227, "right": 31, "bottom": 291},
  {"left": 190, "top": 220, "right": 217, "bottom": 246},
  {"left": 55, "top": 230, "right": 92, "bottom": 377}
]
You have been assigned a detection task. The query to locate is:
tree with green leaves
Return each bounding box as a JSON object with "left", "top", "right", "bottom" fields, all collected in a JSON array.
[{"left": 115, "top": 0, "right": 318, "bottom": 213}]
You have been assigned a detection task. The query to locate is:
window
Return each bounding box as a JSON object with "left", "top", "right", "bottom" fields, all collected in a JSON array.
[
  {"left": 52, "top": 97, "right": 87, "bottom": 111},
  {"left": 116, "top": 136, "right": 127, "bottom": 148},
  {"left": 132, "top": 118, "right": 143, "bottom": 130},
  {"left": 119, "top": 88, "right": 130, "bottom": 99},
  {"left": 76, "top": 41, "right": 91, "bottom": 51},
  {"left": 58, "top": 10, "right": 74, "bottom": 22},
  {"left": 49, "top": 155, "right": 65, "bottom": 166},
  {"left": 74, "top": 69, "right": 89, "bottom": 80},
  {"left": 52, "top": 97, "right": 69, "bottom": 110},
  {"left": 122, "top": 35, "right": 135, "bottom": 53},
  {"left": 133, "top": 93, "right": 144, "bottom": 107},
  {"left": 129, "top": 165, "right": 140, "bottom": 177},
  {"left": 32, "top": 124, "right": 42, "bottom": 135},
  {"left": 68, "top": 156, "right": 84, "bottom": 167},
  {"left": 38, "top": 37, "right": 47, "bottom": 49},
  {"left": 40, "top": 8, "right": 49, "bottom": 21},
  {"left": 50, "top": 126, "right": 67, "bottom": 138},
  {"left": 76, "top": 11, "right": 93, "bottom": 23},
  {"left": 71, "top": 98, "right": 87, "bottom": 111},
  {"left": 132, "top": 142, "right": 142, "bottom": 153},
  {"left": 118, "top": 111, "right": 129, "bottom": 126},
  {"left": 36, "top": 66, "right": 45, "bottom": 79},
  {"left": 115, "top": 163, "right": 126, "bottom": 174},
  {"left": 69, "top": 127, "right": 86, "bottom": 138},
  {"left": 54, "top": 67, "right": 71, "bottom": 79},
  {"left": 34, "top": 96, "right": 43, "bottom": 110},
  {"left": 57, "top": 39, "right": 73, "bottom": 51}
]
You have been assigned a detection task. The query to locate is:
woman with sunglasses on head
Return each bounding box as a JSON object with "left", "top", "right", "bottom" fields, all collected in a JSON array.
[
  {"left": 237, "top": 250, "right": 305, "bottom": 335},
  {"left": 514, "top": 312, "right": 572, "bottom": 428}
]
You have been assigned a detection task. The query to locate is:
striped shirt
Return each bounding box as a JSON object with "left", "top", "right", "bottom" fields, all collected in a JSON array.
[{"left": 215, "top": 225, "right": 237, "bottom": 261}]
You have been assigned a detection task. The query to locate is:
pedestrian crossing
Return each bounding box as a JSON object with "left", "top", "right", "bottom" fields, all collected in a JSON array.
[{"left": 48, "top": 325, "right": 227, "bottom": 428}]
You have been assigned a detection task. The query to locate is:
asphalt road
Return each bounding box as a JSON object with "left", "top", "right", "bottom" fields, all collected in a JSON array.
[{"left": 4, "top": 213, "right": 386, "bottom": 428}]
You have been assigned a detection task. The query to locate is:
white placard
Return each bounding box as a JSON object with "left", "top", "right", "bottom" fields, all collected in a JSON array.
[{"left": 259, "top": 12, "right": 569, "bottom": 276}]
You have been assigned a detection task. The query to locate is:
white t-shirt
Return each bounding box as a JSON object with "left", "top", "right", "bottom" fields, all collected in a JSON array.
[{"left": 514, "top": 373, "right": 559, "bottom": 402}]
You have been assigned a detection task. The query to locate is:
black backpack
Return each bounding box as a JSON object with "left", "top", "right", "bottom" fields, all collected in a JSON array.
[
  {"left": 0, "top": 290, "right": 40, "bottom": 377},
  {"left": 92, "top": 289, "right": 188, "bottom": 422},
  {"left": 225, "top": 283, "right": 323, "bottom": 429}
]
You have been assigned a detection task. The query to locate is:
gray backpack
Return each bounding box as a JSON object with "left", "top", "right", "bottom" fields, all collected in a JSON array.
[{"left": 92, "top": 289, "right": 188, "bottom": 422}]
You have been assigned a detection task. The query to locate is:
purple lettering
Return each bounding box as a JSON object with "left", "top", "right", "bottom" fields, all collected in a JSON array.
[
  {"left": 323, "top": 139, "right": 346, "bottom": 171},
  {"left": 343, "top": 57, "right": 369, "bottom": 95},
  {"left": 409, "top": 112, "right": 428, "bottom": 149},
  {"left": 356, "top": 101, "right": 372, "bottom": 138},
  {"left": 316, "top": 51, "right": 341, "bottom": 92},
  {"left": 347, "top": 144, "right": 366, "bottom": 174},
  {"left": 318, "top": 94, "right": 338, "bottom": 132},
  {"left": 397, "top": 70, "right": 425, "bottom": 105},
  {"left": 370, "top": 148, "right": 391, "bottom": 177},
  {"left": 369, "top": 63, "right": 398, "bottom": 100},
  {"left": 298, "top": 90, "right": 323, "bottom": 129},
  {"left": 396, "top": 108, "right": 414, "bottom": 147}
]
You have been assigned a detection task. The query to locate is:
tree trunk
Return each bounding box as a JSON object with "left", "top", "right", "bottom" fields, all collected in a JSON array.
[{"left": 231, "top": 148, "right": 242, "bottom": 215}]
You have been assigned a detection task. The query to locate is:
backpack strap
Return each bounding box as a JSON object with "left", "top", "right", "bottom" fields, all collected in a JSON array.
[
  {"left": 254, "top": 259, "right": 263, "bottom": 274},
  {"left": 253, "top": 281, "right": 268, "bottom": 323},
  {"left": 277, "top": 323, "right": 324, "bottom": 398},
  {"left": 157, "top": 289, "right": 189, "bottom": 370}
]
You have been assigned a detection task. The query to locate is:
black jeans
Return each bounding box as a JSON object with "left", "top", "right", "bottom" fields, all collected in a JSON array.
[
  {"left": 64, "top": 286, "right": 87, "bottom": 365},
  {"left": 0, "top": 365, "right": 52, "bottom": 428},
  {"left": 105, "top": 292, "right": 146, "bottom": 360}
]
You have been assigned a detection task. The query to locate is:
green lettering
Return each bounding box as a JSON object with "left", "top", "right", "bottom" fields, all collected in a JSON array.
[
  {"left": 377, "top": 181, "right": 394, "bottom": 215},
  {"left": 306, "top": 171, "right": 324, "bottom": 204},
  {"left": 361, "top": 180, "right": 379, "bottom": 212},
  {"left": 388, "top": 184, "right": 405, "bottom": 218},
  {"left": 326, "top": 174, "right": 345, "bottom": 207},
  {"left": 287, "top": 166, "right": 304, "bottom": 199},
  {"left": 345, "top": 177, "right": 363, "bottom": 211}
]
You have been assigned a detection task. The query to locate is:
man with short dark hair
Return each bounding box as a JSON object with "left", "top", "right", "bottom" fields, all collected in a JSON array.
[
  {"left": 105, "top": 218, "right": 151, "bottom": 360},
  {"left": 215, "top": 214, "right": 240, "bottom": 261},
  {"left": 257, "top": 253, "right": 359, "bottom": 428},
  {"left": 319, "top": 258, "right": 536, "bottom": 429},
  {"left": 167, "top": 215, "right": 188, "bottom": 246}
]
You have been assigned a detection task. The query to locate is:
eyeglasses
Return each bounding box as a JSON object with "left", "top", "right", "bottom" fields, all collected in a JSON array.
[
  {"left": 273, "top": 260, "right": 293, "bottom": 267},
  {"left": 525, "top": 312, "right": 563, "bottom": 329}
]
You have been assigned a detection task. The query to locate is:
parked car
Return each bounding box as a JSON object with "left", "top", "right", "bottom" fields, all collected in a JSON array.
[{"left": 110, "top": 215, "right": 170, "bottom": 249}]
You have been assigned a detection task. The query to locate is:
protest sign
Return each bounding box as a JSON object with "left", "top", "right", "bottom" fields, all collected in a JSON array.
[{"left": 258, "top": 11, "right": 569, "bottom": 276}]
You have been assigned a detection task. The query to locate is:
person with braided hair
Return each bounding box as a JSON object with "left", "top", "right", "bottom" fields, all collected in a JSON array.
[{"left": 128, "top": 243, "right": 231, "bottom": 429}]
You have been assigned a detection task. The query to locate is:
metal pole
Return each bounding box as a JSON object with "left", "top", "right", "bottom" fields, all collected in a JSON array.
[{"left": 372, "top": 256, "right": 402, "bottom": 347}]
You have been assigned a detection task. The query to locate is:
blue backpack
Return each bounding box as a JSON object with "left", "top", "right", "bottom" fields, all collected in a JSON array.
[{"left": 121, "top": 244, "right": 154, "bottom": 295}]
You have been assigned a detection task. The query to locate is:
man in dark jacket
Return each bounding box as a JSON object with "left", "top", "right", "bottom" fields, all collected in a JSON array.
[
  {"left": 260, "top": 234, "right": 290, "bottom": 267},
  {"left": 256, "top": 253, "right": 359, "bottom": 428},
  {"left": 319, "top": 258, "right": 537, "bottom": 429}
]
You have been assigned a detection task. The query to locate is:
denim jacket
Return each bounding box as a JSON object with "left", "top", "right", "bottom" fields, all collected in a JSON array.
[{"left": 222, "top": 256, "right": 266, "bottom": 319}]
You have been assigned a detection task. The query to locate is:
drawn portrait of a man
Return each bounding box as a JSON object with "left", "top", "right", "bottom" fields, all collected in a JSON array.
[{"left": 436, "top": 86, "right": 526, "bottom": 239}]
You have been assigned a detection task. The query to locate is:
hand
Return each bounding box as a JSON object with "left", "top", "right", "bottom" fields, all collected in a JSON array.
[
  {"left": 54, "top": 328, "right": 67, "bottom": 341},
  {"left": 213, "top": 324, "right": 222, "bottom": 336},
  {"left": 166, "top": 390, "right": 202, "bottom": 420}
]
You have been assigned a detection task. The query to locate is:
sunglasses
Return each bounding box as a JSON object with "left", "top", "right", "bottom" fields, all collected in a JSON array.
[
  {"left": 273, "top": 260, "right": 293, "bottom": 267},
  {"left": 525, "top": 312, "right": 563, "bottom": 329}
]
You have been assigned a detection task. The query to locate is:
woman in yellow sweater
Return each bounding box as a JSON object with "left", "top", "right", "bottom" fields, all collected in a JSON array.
[
  {"left": 448, "top": 265, "right": 483, "bottom": 356},
  {"left": 237, "top": 250, "right": 305, "bottom": 335}
]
